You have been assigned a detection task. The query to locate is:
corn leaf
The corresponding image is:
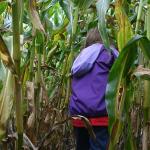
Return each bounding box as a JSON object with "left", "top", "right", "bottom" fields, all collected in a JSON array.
[
  {"left": 96, "top": 0, "right": 110, "bottom": 49},
  {"left": 133, "top": 66, "right": 150, "bottom": 80},
  {"left": 29, "top": 0, "right": 45, "bottom": 34},
  {"left": 147, "top": 4, "right": 150, "bottom": 39},
  {"left": 0, "top": 61, "right": 5, "bottom": 81},
  {"left": 106, "top": 35, "right": 150, "bottom": 147},
  {"left": 139, "top": 38, "right": 150, "bottom": 60},
  {"left": 59, "top": 0, "right": 71, "bottom": 20},
  {"left": 124, "top": 114, "right": 137, "bottom": 150},
  {"left": 115, "top": 0, "right": 133, "bottom": 51},
  {"left": 43, "top": 0, "right": 58, "bottom": 11},
  {"left": 0, "top": 62, "right": 5, "bottom": 92},
  {"left": 0, "top": 1, "right": 7, "bottom": 15},
  {"left": 70, "top": 0, "right": 95, "bottom": 9},
  {"left": 0, "top": 72, "right": 14, "bottom": 140},
  {"left": 52, "top": 18, "right": 69, "bottom": 36},
  {"left": 0, "top": 35, "right": 16, "bottom": 74},
  {"left": 72, "top": 115, "right": 96, "bottom": 140}
]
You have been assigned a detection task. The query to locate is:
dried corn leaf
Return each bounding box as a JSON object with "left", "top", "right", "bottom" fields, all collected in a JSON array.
[
  {"left": 26, "top": 81, "right": 35, "bottom": 129},
  {"left": 72, "top": 115, "right": 96, "bottom": 140},
  {"left": 29, "top": 0, "right": 45, "bottom": 34},
  {"left": 26, "top": 81, "right": 34, "bottom": 101},
  {"left": 44, "top": 113, "right": 50, "bottom": 124},
  {"left": 27, "top": 112, "right": 35, "bottom": 129},
  {"left": 132, "top": 65, "right": 150, "bottom": 80},
  {"left": 0, "top": 72, "right": 14, "bottom": 140}
]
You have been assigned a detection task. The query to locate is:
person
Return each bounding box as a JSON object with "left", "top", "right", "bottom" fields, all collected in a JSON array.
[{"left": 69, "top": 27, "right": 118, "bottom": 150}]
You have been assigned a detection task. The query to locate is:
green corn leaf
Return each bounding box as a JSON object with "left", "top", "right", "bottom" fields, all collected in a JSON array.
[
  {"left": 47, "top": 45, "right": 58, "bottom": 62},
  {"left": 0, "top": 1, "right": 7, "bottom": 15},
  {"left": 147, "top": 5, "right": 150, "bottom": 39},
  {"left": 115, "top": 0, "right": 133, "bottom": 51},
  {"left": 135, "top": 0, "right": 144, "bottom": 34},
  {"left": 36, "top": 31, "right": 45, "bottom": 54},
  {"left": 43, "top": 0, "right": 59, "bottom": 11},
  {"left": 59, "top": 0, "right": 71, "bottom": 20},
  {"left": 139, "top": 37, "right": 150, "bottom": 60},
  {"left": 70, "top": 0, "right": 95, "bottom": 9},
  {"left": 123, "top": 83, "right": 137, "bottom": 150},
  {"left": 52, "top": 18, "right": 69, "bottom": 36},
  {"left": 79, "top": 0, "right": 95, "bottom": 9},
  {"left": 124, "top": 116, "right": 137, "bottom": 150},
  {"left": 96, "top": 0, "right": 110, "bottom": 49},
  {"left": 106, "top": 35, "right": 150, "bottom": 148},
  {"left": 144, "top": 81, "right": 150, "bottom": 109},
  {"left": 106, "top": 35, "right": 150, "bottom": 147}
]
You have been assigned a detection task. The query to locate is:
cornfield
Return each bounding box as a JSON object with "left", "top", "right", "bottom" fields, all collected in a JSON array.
[{"left": 0, "top": 0, "right": 150, "bottom": 149}]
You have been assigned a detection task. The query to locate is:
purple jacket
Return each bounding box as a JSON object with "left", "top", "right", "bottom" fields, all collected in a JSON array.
[{"left": 69, "top": 43, "right": 118, "bottom": 117}]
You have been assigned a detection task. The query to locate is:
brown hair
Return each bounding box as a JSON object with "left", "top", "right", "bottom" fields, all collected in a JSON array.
[{"left": 84, "top": 27, "right": 102, "bottom": 48}]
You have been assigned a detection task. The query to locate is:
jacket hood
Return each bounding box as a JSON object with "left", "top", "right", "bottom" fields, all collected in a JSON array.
[
  {"left": 71, "top": 43, "right": 119, "bottom": 78},
  {"left": 71, "top": 43, "right": 104, "bottom": 77}
]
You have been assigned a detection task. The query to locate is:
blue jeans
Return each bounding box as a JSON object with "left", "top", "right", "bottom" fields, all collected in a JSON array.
[{"left": 74, "top": 126, "right": 109, "bottom": 150}]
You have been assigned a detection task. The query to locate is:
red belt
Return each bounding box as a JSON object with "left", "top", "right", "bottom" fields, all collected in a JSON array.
[{"left": 71, "top": 116, "right": 108, "bottom": 127}]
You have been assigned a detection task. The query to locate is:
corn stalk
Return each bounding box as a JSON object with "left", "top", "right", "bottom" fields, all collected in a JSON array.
[
  {"left": 12, "top": 0, "right": 23, "bottom": 149},
  {"left": 135, "top": 0, "right": 144, "bottom": 34},
  {"left": 142, "top": 2, "right": 150, "bottom": 150},
  {"left": 63, "top": 6, "right": 79, "bottom": 108}
]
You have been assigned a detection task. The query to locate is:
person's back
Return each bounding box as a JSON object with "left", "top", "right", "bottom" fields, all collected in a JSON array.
[
  {"left": 69, "top": 27, "right": 118, "bottom": 150},
  {"left": 70, "top": 43, "right": 117, "bottom": 117}
]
